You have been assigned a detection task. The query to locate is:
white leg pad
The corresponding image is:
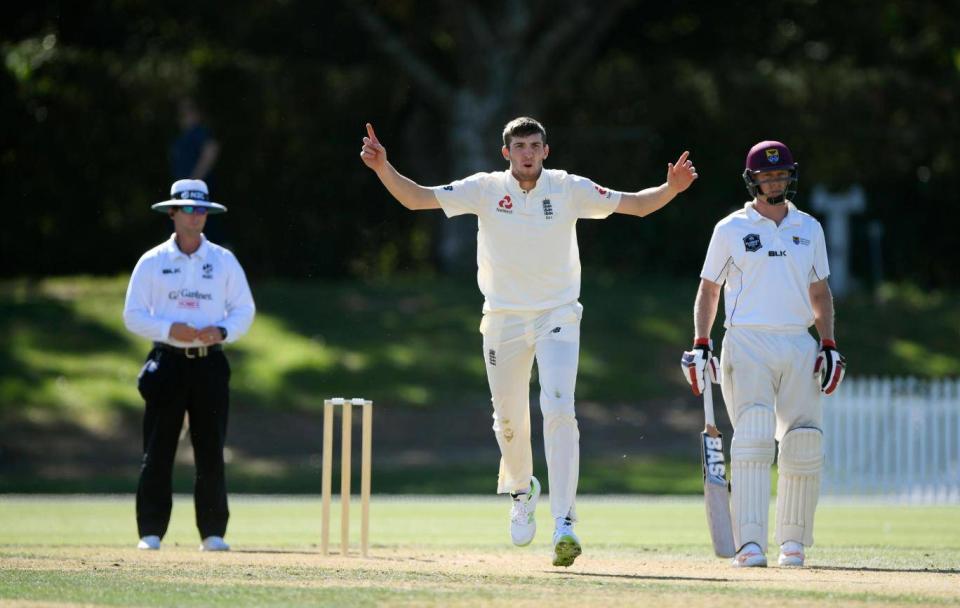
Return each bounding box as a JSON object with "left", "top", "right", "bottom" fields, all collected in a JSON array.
[
  {"left": 775, "top": 427, "right": 823, "bottom": 547},
  {"left": 730, "top": 406, "right": 776, "bottom": 553}
]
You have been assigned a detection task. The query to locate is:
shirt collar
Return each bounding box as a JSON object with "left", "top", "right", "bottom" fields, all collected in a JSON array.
[
  {"left": 744, "top": 201, "right": 802, "bottom": 226},
  {"left": 164, "top": 233, "right": 209, "bottom": 260},
  {"left": 505, "top": 169, "right": 547, "bottom": 196}
]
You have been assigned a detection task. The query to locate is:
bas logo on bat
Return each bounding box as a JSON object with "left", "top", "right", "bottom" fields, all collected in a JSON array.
[{"left": 703, "top": 436, "right": 726, "bottom": 479}]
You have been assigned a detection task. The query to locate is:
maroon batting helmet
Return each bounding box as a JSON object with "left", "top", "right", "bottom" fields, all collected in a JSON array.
[{"left": 742, "top": 140, "right": 798, "bottom": 204}]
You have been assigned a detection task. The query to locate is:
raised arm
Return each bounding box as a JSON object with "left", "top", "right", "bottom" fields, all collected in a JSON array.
[
  {"left": 615, "top": 151, "right": 698, "bottom": 217},
  {"left": 360, "top": 123, "right": 440, "bottom": 211}
]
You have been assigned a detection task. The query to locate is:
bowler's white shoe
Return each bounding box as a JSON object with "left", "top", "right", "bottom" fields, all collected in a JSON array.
[
  {"left": 137, "top": 535, "right": 160, "bottom": 550},
  {"left": 552, "top": 517, "right": 582, "bottom": 567},
  {"left": 509, "top": 476, "right": 541, "bottom": 546},
  {"left": 778, "top": 540, "right": 805, "bottom": 567},
  {"left": 200, "top": 536, "right": 230, "bottom": 552},
  {"left": 732, "top": 542, "right": 767, "bottom": 567}
]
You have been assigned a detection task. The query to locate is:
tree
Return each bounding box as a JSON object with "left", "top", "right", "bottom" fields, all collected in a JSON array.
[{"left": 352, "top": 1, "right": 633, "bottom": 272}]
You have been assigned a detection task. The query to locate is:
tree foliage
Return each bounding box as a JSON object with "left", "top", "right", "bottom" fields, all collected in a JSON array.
[{"left": 2, "top": 1, "right": 959, "bottom": 286}]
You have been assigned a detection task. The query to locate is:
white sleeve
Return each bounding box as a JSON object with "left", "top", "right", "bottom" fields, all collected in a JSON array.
[
  {"left": 810, "top": 222, "right": 831, "bottom": 282},
  {"left": 431, "top": 172, "right": 490, "bottom": 218},
  {"left": 699, "top": 224, "right": 732, "bottom": 284},
  {"left": 220, "top": 254, "right": 256, "bottom": 342},
  {"left": 568, "top": 174, "right": 622, "bottom": 219},
  {"left": 123, "top": 255, "right": 172, "bottom": 342}
]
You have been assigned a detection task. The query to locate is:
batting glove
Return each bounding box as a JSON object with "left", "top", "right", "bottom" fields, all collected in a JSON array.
[
  {"left": 814, "top": 339, "right": 847, "bottom": 396},
  {"left": 681, "top": 338, "right": 719, "bottom": 396}
]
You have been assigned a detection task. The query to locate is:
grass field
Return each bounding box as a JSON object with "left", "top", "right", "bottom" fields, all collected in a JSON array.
[{"left": 1, "top": 495, "right": 958, "bottom": 607}]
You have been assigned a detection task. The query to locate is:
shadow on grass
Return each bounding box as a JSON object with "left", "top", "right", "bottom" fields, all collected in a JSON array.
[
  {"left": 811, "top": 565, "right": 960, "bottom": 575},
  {"left": 551, "top": 570, "right": 732, "bottom": 583}
]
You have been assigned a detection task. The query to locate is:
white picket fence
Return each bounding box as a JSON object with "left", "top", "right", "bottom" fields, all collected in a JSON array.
[{"left": 822, "top": 377, "right": 960, "bottom": 503}]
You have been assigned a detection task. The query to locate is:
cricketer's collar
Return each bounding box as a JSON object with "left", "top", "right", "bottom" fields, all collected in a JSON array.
[
  {"left": 505, "top": 168, "right": 549, "bottom": 197},
  {"left": 745, "top": 201, "right": 802, "bottom": 227},
  {"left": 163, "top": 233, "right": 210, "bottom": 261}
]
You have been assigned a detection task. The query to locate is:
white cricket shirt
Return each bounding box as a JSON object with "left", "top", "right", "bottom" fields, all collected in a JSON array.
[
  {"left": 433, "top": 169, "right": 621, "bottom": 312},
  {"left": 700, "top": 202, "right": 830, "bottom": 330},
  {"left": 123, "top": 234, "right": 256, "bottom": 346}
]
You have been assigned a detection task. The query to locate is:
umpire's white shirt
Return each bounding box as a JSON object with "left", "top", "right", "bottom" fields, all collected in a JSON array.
[
  {"left": 124, "top": 234, "right": 256, "bottom": 347},
  {"left": 432, "top": 169, "right": 621, "bottom": 312},
  {"left": 700, "top": 202, "right": 829, "bottom": 331}
]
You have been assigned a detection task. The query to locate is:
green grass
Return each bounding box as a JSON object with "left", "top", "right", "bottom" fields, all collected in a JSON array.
[
  {"left": 0, "top": 496, "right": 957, "bottom": 607},
  {"left": 2, "top": 275, "right": 959, "bottom": 495},
  {"left": 3, "top": 275, "right": 959, "bottom": 416}
]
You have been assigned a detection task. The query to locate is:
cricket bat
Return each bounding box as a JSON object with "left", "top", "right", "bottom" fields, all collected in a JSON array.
[{"left": 701, "top": 381, "right": 735, "bottom": 558}]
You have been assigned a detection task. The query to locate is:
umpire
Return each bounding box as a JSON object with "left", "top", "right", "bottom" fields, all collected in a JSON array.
[{"left": 123, "top": 179, "right": 255, "bottom": 551}]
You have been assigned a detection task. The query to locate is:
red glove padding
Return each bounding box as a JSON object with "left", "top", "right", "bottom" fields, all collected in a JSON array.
[
  {"left": 814, "top": 339, "right": 847, "bottom": 396},
  {"left": 681, "top": 338, "right": 719, "bottom": 396}
]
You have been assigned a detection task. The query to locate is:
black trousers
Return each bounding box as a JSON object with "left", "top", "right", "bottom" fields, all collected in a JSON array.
[{"left": 136, "top": 346, "right": 231, "bottom": 539}]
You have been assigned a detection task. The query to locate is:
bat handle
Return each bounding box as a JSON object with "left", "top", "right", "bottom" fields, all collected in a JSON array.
[{"left": 703, "top": 381, "right": 718, "bottom": 431}]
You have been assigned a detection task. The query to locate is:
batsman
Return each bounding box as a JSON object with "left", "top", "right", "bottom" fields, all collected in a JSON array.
[{"left": 682, "top": 141, "right": 846, "bottom": 568}]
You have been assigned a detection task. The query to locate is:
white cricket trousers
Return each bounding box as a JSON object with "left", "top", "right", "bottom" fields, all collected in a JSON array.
[
  {"left": 720, "top": 326, "right": 823, "bottom": 552},
  {"left": 480, "top": 301, "right": 582, "bottom": 521}
]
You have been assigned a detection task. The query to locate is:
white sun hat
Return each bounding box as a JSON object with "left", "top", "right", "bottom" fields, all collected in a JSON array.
[{"left": 151, "top": 179, "right": 228, "bottom": 214}]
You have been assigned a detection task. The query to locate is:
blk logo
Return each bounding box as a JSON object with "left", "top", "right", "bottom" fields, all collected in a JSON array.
[{"left": 768, "top": 250, "right": 787, "bottom": 257}]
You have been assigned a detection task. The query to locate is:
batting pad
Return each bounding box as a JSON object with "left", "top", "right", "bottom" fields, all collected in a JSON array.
[
  {"left": 775, "top": 427, "right": 823, "bottom": 547},
  {"left": 730, "top": 405, "right": 776, "bottom": 552}
]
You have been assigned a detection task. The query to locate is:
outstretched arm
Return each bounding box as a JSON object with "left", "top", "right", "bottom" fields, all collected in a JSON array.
[
  {"left": 360, "top": 123, "right": 440, "bottom": 211},
  {"left": 615, "top": 151, "right": 698, "bottom": 217}
]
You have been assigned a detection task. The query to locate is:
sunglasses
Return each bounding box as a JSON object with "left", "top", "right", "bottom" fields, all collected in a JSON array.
[{"left": 176, "top": 205, "right": 209, "bottom": 215}]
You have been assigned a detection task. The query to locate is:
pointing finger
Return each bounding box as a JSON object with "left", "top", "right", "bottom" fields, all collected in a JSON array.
[
  {"left": 366, "top": 122, "right": 379, "bottom": 144},
  {"left": 676, "top": 150, "right": 690, "bottom": 166}
]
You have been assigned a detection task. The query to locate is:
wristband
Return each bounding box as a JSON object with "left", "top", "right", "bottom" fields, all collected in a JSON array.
[
  {"left": 694, "top": 337, "right": 710, "bottom": 347},
  {"left": 821, "top": 339, "right": 836, "bottom": 349}
]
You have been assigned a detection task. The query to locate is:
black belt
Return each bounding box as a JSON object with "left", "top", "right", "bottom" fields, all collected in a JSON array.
[{"left": 153, "top": 342, "right": 223, "bottom": 359}]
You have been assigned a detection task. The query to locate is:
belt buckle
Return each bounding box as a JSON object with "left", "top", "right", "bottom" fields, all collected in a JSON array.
[{"left": 185, "top": 346, "right": 208, "bottom": 359}]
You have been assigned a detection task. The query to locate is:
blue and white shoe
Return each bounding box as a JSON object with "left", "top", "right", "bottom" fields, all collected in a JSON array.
[
  {"left": 552, "top": 516, "right": 582, "bottom": 567},
  {"left": 509, "top": 476, "right": 541, "bottom": 546},
  {"left": 137, "top": 535, "right": 160, "bottom": 550},
  {"left": 200, "top": 536, "right": 230, "bottom": 552}
]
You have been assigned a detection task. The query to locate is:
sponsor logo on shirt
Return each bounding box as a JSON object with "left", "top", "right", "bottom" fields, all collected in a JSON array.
[
  {"left": 443, "top": 185, "right": 454, "bottom": 191},
  {"left": 202, "top": 263, "right": 214, "bottom": 279},
  {"left": 768, "top": 250, "right": 787, "bottom": 257},
  {"left": 168, "top": 289, "right": 213, "bottom": 300},
  {"left": 792, "top": 236, "right": 810, "bottom": 246},
  {"left": 542, "top": 199, "right": 554, "bottom": 220},
  {"left": 488, "top": 349, "right": 497, "bottom": 366},
  {"left": 593, "top": 185, "right": 610, "bottom": 198},
  {"left": 496, "top": 195, "right": 513, "bottom": 214},
  {"left": 162, "top": 268, "right": 181, "bottom": 274},
  {"left": 743, "top": 233, "right": 763, "bottom": 252}
]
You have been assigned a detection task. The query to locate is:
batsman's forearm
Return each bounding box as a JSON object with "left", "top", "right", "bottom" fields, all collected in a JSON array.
[
  {"left": 811, "top": 291, "right": 835, "bottom": 342},
  {"left": 694, "top": 281, "right": 721, "bottom": 339},
  {"left": 375, "top": 162, "right": 438, "bottom": 210}
]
